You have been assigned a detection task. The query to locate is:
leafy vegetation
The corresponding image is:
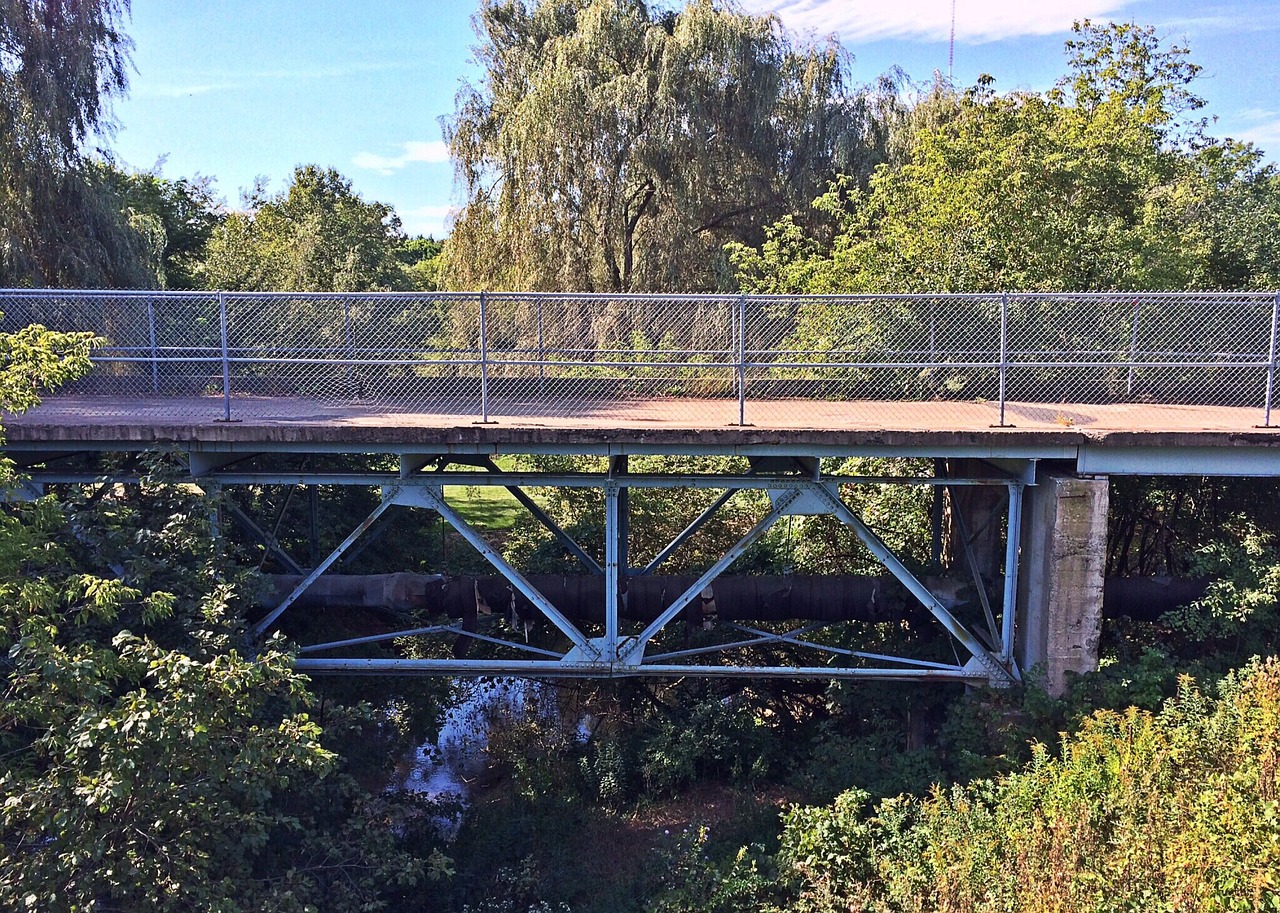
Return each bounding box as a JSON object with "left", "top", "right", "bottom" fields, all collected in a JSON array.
[
  {"left": 779, "top": 659, "right": 1280, "bottom": 912},
  {"left": 442, "top": 0, "right": 899, "bottom": 292},
  {"left": 731, "top": 21, "right": 1280, "bottom": 296},
  {"left": 3, "top": 3, "right": 1280, "bottom": 911}
]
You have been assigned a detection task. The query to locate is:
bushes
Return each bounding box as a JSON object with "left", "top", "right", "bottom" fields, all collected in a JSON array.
[{"left": 779, "top": 658, "right": 1280, "bottom": 912}]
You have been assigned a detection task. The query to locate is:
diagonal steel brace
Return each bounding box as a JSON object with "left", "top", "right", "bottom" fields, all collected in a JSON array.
[
  {"left": 810, "top": 482, "right": 1014, "bottom": 684},
  {"left": 626, "top": 488, "right": 802, "bottom": 657},
  {"left": 392, "top": 486, "right": 596, "bottom": 657},
  {"left": 255, "top": 494, "right": 397, "bottom": 634}
]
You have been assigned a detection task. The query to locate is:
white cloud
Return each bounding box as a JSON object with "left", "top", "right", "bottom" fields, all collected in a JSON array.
[
  {"left": 135, "top": 62, "right": 416, "bottom": 100},
  {"left": 247, "top": 61, "right": 414, "bottom": 81},
  {"left": 1232, "top": 117, "right": 1280, "bottom": 155},
  {"left": 1237, "top": 108, "right": 1280, "bottom": 124},
  {"left": 1154, "top": 4, "right": 1280, "bottom": 38},
  {"left": 741, "top": 0, "right": 1134, "bottom": 44},
  {"left": 353, "top": 140, "right": 451, "bottom": 175},
  {"left": 398, "top": 204, "right": 455, "bottom": 238}
]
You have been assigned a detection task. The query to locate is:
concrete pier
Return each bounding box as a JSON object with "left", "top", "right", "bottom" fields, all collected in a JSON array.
[{"left": 1016, "top": 469, "right": 1110, "bottom": 696}]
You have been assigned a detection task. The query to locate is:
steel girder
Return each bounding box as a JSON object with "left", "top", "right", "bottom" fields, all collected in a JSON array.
[
  {"left": 237, "top": 458, "right": 1024, "bottom": 685},
  {"left": 13, "top": 450, "right": 1027, "bottom": 684}
]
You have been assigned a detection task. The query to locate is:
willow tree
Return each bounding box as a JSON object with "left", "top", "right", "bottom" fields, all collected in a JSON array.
[
  {"left": 442, "top": 0, "right": 893, "bottom": 292},
  {"left": 0, "top": 0, "right": 156, "bottom": 287}
]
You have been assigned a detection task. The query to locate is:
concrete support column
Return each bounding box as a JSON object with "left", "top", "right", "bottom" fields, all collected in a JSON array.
[{"left": 1016, "top": 470, "right": 1108, "bottom": 696}]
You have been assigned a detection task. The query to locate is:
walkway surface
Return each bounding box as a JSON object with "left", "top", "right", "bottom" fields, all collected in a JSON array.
[{"left": 6, "top": 394, "right": 1279, "bottom": 449}]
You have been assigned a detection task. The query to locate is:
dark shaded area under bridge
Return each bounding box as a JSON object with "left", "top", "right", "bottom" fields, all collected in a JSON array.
[{"left": 263, "top": 573, "right": 1210, "bottom": 627}]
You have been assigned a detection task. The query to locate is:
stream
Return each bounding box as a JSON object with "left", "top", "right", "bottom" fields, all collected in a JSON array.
[{"left": 391, "top": 678, "right": 592, "bottom": 821}]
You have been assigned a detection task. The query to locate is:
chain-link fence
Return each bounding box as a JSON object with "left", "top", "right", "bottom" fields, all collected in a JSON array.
[{"left": 2, "top": 289, "right": 1277, "bottom": 429}]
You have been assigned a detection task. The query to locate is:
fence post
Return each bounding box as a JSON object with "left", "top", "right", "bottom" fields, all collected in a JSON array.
[
  {"left": 996, "top": 293, "right": 1009, "bottom": 427},
  {"left": 219, "top": 291, "right": 232, "bottom": 422},
  {"left": 736, "top": 293, "right": 748, "bottom": 425},
  {"left": 536, "top": 295, "right": 545, "bottom": 386},
  {"left": 343, "top": 297, "right": 354, "bottom": 394},
  {"left": 146, "top": 296, "right": 159, "bottom": 395},
  {"left": 477, "top": 290, "right": 494, "bottom": 423},
  {"left": 1264, "top": 292, "right": 1280, "bottom": 427},
  {"left": 1126, "top": 299, "right": 1141, "bottom": 398}
]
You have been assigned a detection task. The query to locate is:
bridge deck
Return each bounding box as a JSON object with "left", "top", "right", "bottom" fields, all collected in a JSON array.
[
  {"left": 5, "top": 395, "right": 1280, "bottom": 471},
  {"left": 3, "top": 393, "right": 1270, "bottom": 431}
]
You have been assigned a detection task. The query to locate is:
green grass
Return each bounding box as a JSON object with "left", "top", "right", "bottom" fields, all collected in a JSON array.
[{"left": 444, "top": 484, "right": 525, "bottom": 532}]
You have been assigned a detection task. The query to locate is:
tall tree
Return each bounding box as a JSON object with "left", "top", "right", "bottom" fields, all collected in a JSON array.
[
  {"left": 732, "top": 21, "right": 1277, "bottom": 295},
  {"left": 201, "top": 166, "right": 411, "bottom": 292},
  {"left": 443, "top": 0, "right": 896, "bottom": 292},
  {"left": 103, "top": 163, "right": 222, "bottom": 289},
  {"left": 0, "top": 0, "right": 157, "bottom": 287}
]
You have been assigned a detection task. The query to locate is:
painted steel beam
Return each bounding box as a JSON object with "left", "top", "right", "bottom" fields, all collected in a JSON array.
[
  {"left": 604, "top": 482, "right": 620, "bottom": 652},
  {"left": 723, "top": 622, "right": 965, "bottom": 672},
  {"left": 19, "top": 469, "right": 1023, "bottom": 489},
  {"left": 1000, "top": 482, "right": 1024, "bottom": 671},
  {"left": 223, "top": 497, "right": 305, "bottom": 575},
  {"left": 476, "top": 456, "right": 604, "bottom": 575},
  {"left": 291, "top": 656, "right": 988, "bottom": 682},
  {"left": 254, "top": 495, "right": 396, "bottom": 634},
  {"left": 637, "top": 487, "right": 739, "bottom": 576},
  {"left": 643, "top": 623, "right": 827, "bottom": 663},
  {"left": 391, "top": 486, "right": 596, "bottom": 656},
  {"left": 811, "top": 483, "right": 1014, "bottom": 684},
  {"left": 298, "top": 624, "right": 459, "bottom": 654},
  {"left": 945, "top": 483, "right": 1001, "bottom": 649},
  {"left": 297, "top": 623, "right": 564, "bottom": 659},
  {"left": 1077, "top": 444, "right": 1280, "bottom": 477},
  {"left": 629, "top": 488, "right": 802, "bottom": 655}
]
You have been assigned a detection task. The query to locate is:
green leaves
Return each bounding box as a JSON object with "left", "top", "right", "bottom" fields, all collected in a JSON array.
[
  {"left": 778, "top": 660, "right": 1280, "bottom": 912},
  {"left": 445, "top": 0, "right": 891, "bottom": 293},
  {"left": 0, "top": 560, "right": 348, "bottom": 911},
  {"left": 201, "top": 165, "right": 411, "bottom": 293},
  {"left": 736, "top": 22, "right": 1278, "bottom": 298},
  {"left": 0, "top": 323, "right": 98, "bottom": 413}
]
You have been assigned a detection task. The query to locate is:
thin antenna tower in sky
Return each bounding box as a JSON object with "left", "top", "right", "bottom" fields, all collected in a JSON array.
[{"left": 948, "top": 0, "right": 956, "bottom": 80}]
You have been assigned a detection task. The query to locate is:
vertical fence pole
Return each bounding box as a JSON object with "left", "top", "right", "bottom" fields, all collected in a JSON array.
[
  {"left": 478, "top": 290, "right": 492, "bottom": 423},
  {"left": 1126, "top": 299, "right": 1141, "bottom": 398},
  {"left": 736, "top": 293, "right": 747, "bottom": 426},
  {"left": 997, "top": 293, "right": 1009, "bottom": 427},
  {"left": 1265, "top": 292, "right": 1280, "bottom": 427},
  {"left": 929, "top": 303, "right": 937, "bottom": 364},
  {"left": 219, "top": 291, "right": 231, "bottom": 421},
  {"left": 536, "top": 295, "right": 545, "bottom": 385},
  {"left": 146, "top": 296, "right": 159, "bottom": 395},
  {"left": 343, "top": 297, "right": 354, "bottom": 394}
]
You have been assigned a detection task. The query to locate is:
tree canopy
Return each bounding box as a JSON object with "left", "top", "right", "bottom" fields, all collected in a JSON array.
[
  {"left": 732, "top": 21, "right": 1280, "bottom": 295},
  {"left": 201, "top": 165, "right": 412, "bottom": 292},
  {"left": 442, "top": 0, "right": 899, "bottom": 292},
  {"left": 0, "top": 0, "right": 159, "bottom": 287}
]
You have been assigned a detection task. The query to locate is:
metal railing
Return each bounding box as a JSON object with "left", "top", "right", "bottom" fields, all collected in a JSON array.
[{"left": 1, "top": 289, "right": 1278, "bottom": 428}]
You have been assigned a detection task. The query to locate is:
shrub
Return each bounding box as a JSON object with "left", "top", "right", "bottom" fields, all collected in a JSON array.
[{"left": 780, "top": 658, "right": 1280, "bottom": 912}]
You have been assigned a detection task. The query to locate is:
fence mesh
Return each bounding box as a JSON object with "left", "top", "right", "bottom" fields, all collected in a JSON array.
[{"left": 1, "top": 289, "right": 1276, "bottom": 430}]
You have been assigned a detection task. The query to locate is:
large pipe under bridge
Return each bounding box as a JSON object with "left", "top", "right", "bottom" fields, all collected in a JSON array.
[
  {"left": 14, "top": 449, "right": 1124, "bottom": 690},
  {"left": 209, "top": 455, "right": 1030, "bottom": 686}
]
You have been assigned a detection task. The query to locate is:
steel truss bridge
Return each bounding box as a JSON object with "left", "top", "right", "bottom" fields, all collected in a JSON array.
[{"left": 4, "top": 289, "right": 1280, "bottom": 685}]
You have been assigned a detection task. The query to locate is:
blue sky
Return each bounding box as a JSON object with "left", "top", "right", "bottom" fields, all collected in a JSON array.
[{"left": 108, "top": 0, "right": 1280, "bottom": 238}]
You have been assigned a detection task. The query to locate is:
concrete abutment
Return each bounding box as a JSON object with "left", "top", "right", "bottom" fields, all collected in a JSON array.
[{"left": 1016, "top": 468, "right": 1109, "bottom": 696}]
